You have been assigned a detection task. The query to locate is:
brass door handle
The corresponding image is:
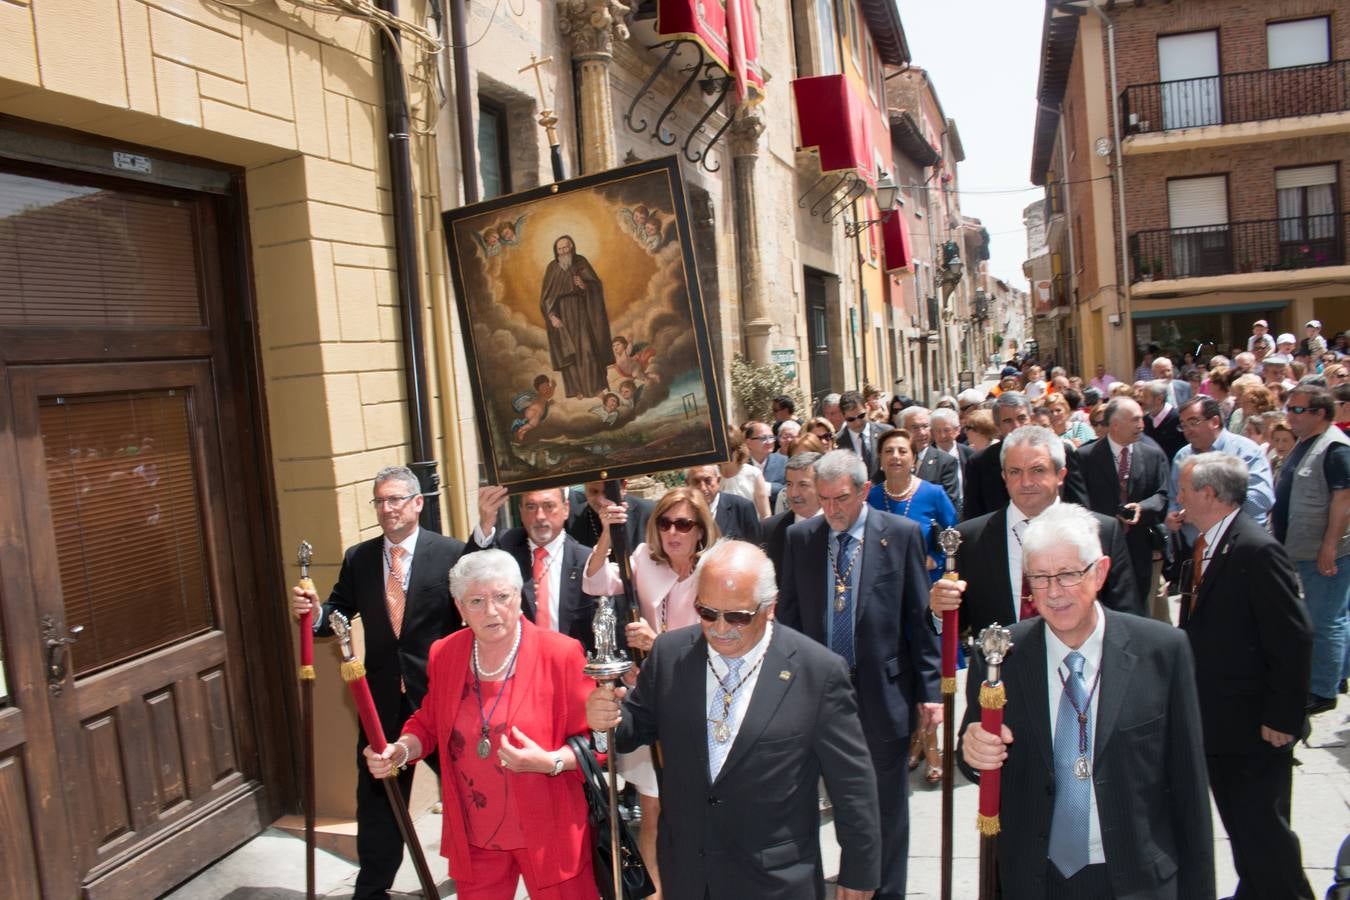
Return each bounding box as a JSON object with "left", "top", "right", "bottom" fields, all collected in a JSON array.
[{"left": 41, "top": 615, "right": 83, "bottom": 694}]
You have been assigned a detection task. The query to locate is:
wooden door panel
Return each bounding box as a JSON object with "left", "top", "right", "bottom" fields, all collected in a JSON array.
[
  {"left": 0, "top": 750, "right": 42, "bottom": 900},
  {"left": 144, "top": 689, "right": 189, "bottom": 812},
  {"left": 80, "top": 713, "right": 132, "bottom": 850}
]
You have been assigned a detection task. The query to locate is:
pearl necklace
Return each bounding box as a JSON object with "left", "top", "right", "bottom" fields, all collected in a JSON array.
[
  {"left": 882, "top": 477, "right": 918, "bottom": 502},
  {"left": 473, "top": 621, "right": 522, "bottom": 679}
]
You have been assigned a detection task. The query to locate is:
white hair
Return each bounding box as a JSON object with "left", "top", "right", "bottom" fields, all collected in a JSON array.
[
  {"left": 1022, "top": 504, "right": 1102, "bottom": 569},
  {"left": 1000, "top": 424, "right": 1066, "bottom": 470},
  {"left": 899, "top": 406, "right": 929, "bottom": 428},
  {"left": 694, "top": 539, "right": 777, "bottom": 608},
  {"left": 374, "top": 465, "right": 421, "bottom": 497},
  {"left": 449, "top": 548, "right": 522, "bottom": 600},
  {"left": 814, "top": 448, "right": 868, "bottom": 488},
  {"left": 930, "top": 408, "right": 960, "bottom": 429},
  {"left": 957, "top": 388, "right": 986, "bottom": 408}
]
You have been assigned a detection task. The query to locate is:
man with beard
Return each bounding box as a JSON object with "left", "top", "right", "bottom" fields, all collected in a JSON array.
[{"left": 539, "top": 235, "right": 614, "bottom": 398}]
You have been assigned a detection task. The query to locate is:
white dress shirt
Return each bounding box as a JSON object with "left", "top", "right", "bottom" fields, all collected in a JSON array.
[
  {"left": 1006, "top": 500, "right": 1058, "bottom": 620},
  {"left": 1197, "top": 508, "right": 1238, "bottom": 578},
  {"left": 529, "top": 530, "right": 567, "bottom": 629},
  {"left": 1044, "top": 603, "right": 1107, "bottom": 865},
  {"left": 383, "top": 528, "right": 418, "bottom": 590},
  {"left": 706, "top": 621, "right": 773, "bottom": 779}
]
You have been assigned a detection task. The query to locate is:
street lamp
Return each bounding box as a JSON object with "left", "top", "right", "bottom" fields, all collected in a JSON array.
[{"left": 843, "top": 171, "right": 901, "bottom": 237}]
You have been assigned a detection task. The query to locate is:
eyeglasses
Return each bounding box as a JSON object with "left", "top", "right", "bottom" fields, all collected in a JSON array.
[
  {"left": 694, "top": 603, "right": 763, "bottom": 626},
  {"left": 370, "top": 493, "right": 418, "bottom": 509},
  {"left": 750, "top": 435, "right": 775, "bottom": 443},
  {"left": 657, "top": 516, "right": 699, "bottom": 533},
  {"left": 1179, "top": 417, "right": 1209, "bottom": 428},
  {"left": 462, "top": 591, "right": 516, "bottom": 612},
  {"left": 844, "top": 412, "right": 868, "bottom": 423},
  {"left": 1286, "top": 405, "right": 1315, "bottom": 415},
  {"left": 1025, "top": 562, "right": 1098, "bottom": 590}
]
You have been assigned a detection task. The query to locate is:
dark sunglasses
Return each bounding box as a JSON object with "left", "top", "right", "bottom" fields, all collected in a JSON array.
[
  {"left": 657, "top": 516, "right": 699, "bottom": 533},
  {"left": 844, "top": 412, "right": 868, "bottom": 423},
  {"left": 694, "top": 603, "right": 762, "bottom": 626}
]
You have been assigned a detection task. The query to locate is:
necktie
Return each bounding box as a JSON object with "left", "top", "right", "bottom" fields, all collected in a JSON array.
[
  {"left": 1014, "top": 519, "right": 1037, "bottom": 622},
  {"left": 707, "top": 656, "right": 745, "bottom": 780},
  {"left": 1048, "top": 651, "right": 1092, "bottom": 878},
  {"left": 830, "top": 533, "right": 855, "bottom": 667},
  {"left": 1117, "top": 445, "right": 1131, "bottom": 505},
  {"left": 1186, "top": 534, "right": 1208, "bottom": 621},
  {"left": 532, "top": 545, "right": 552, "bottom": 630},
  {"left": 386, "top": 545, "right": 407, "bottom": 638}
]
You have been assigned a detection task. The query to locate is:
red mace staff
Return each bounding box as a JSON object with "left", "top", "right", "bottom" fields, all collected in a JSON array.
[
  {"left": 935, "top": 527, "right": 964, "bottom": 900},
  {"left": 975, "top": 624, "right": 1014, "bottom": 900},
  {"left": 329, "top": 612, "right": 441, "bottom": 898},
  {"left": 295, "top": 541, "right": 318, "bottom": 900}
]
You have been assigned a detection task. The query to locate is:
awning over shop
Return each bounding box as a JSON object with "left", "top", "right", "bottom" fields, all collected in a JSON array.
[
  {"left": 882, "top": 211, "right": 913, "bottom": 273},
  {"left": 658, "top": 0, "right": 765, "bottom": 102},
  {"left": 793, "top": 74, "right": 890, "bottom": 187}
]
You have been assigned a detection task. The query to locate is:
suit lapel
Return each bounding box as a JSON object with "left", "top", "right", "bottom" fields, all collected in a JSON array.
[
  {"left": 1093, "top": 612, "right": 1137, "bottom": 755},
  {"left": 504, "top": 533, "right": 538, "bottom": 621},
  {"left": 986, "top": 509, "right": 1016, "bottom": 622},
  {"left": 361, "top": 540, "right": 394, "bottom": 638},
  {"left": 679, "top": 632, "right": 714, "bottom": 786},
  {"left": 1192, "top": 518, "right": 1239, "bottom": 618},
  {"left": 855, "top": 512, "right": 884, "bottom": 622},
  {"left": 506, "top": 620, "right": 541, "bottom": 723},
  {"left": 802, "top": 522, "right": 831, "bottom": 639},
  {"left": 716, "top": 628, "right": 797, "bottom": 783},
  {"left": 1013, "top": 622, "right": 1054, "bottom": 772},
  {"left": 555, "top": 538, "right": 586, "bottom": 634}
]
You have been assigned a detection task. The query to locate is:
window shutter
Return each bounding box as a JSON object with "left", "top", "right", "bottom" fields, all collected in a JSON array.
[
  {"left": 1268, "top": 18, "right": 1330, "bottom": 69},
  {"left": 1168, "top": 176, "right": 1228, "bottom": 229},
  {"left": 1275, "top": 165, "right": 1337, "bottom": 190}
]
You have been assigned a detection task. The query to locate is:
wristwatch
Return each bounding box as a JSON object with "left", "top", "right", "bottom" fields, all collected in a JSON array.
[{"left": 548, "top": 753, "right": 565, "bottom": 777}]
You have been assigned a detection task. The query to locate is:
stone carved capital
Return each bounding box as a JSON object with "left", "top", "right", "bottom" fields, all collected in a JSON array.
[
  {"left": 728, "top": 106, "right": 765, "bottom": 156},
  {"left": 558, "top": 0, "right": 631, "bottom": 58}
]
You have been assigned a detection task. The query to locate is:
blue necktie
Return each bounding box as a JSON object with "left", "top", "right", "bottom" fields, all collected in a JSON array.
[
  {"left": 707, "top": 656, "right": 745, "bottom": 780},
  {"left": 830, "top": 533, "right": 855, "bottom": 666},
  {"left": 1048, "top": 651, "right": 1091, "bottom": 878}
]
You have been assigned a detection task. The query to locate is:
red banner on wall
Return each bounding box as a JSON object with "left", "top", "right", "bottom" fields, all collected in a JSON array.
[
  {"left": 658, "top": 0, "right": 765, "bottom": 101},
  {"left": 792, "top": 74, "right": 890, "bottom": 187},
  {"left": 882, "top": 211, "right": 913, "bottom": 274}
]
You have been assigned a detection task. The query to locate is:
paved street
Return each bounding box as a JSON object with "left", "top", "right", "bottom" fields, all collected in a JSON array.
[{"left": 169, "top": 665, "right": 1350, "bottom": 899}]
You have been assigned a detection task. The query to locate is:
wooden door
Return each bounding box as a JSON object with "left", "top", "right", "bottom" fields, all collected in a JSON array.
[{"left": 0, "top": 151, "right": 281, "bottom": 899}]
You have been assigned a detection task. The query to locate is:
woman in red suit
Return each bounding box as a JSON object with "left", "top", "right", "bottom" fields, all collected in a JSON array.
[{"left": 365, "top": 548, "right": 596, "bottom": 899}]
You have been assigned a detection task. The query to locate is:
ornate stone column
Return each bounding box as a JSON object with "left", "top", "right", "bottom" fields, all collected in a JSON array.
[
  {"left": 558, "top": 0, "right": 629, "bottom": 175},
  {"left": 729, "top": 106, "right": 772, "bottom": 366}
]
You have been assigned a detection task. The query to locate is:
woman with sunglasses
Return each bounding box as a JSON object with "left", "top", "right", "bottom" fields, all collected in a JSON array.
[
  {"left": 582, "top": 485, "right": 719, "bottom": 900},
  {"left": 866, "top": 428, "right": 956, "bottom": 786}
]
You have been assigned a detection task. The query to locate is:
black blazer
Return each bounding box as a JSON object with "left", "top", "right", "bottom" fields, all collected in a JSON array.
[
  {"left": 959, "top": 612, "right": 1215, "bottom": 899},
  {"left": 714, "top": 491, "right": 762, "bottom": 543},
  {"left": 616, "top": 623, "right": 881, "bottom": 899},
  {"left": 315, "top": 529, "right": 466, "bottom": 738},
  {"left": 566, "top": 491, "right": 653, "bottom": 551},
  {"left": 948, "top": 506, "right": 1142, "bottom": 635},
  {"left": 960, "top": 438, "right": 1090, "bottom": 521},
  {"left": 835, "top": 421, "right": 893, "bottom": 475},
  {"left": 1145, "top": 407, "right": 1186, "bottom": 460},
  {"left": 760, "top": 510, "right": 796, "bottom": 586},
  {"left": 915, "top": 445, "right": 960, "bottom": 510},
  {"left": 778, "top": 509, "right": 941, "bottom": 741},
  {"left": 1181, "top": 512, "right": 1312, "bottom": 752},
  {"left": 1079, "top": 437, "right": 1170, "bottom": 612},
  {"left": 467, "top": 527, "right": 600, "bottom": 653}
]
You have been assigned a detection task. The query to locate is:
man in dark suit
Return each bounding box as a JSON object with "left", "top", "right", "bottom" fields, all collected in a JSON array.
[
  {"left": 834, "top": 389, "right": 892, "bottom": 477},
  {"left": 761, "top": 451, "right": 821, "bottom": 584},
  {"left": 471, "top": 485, "right": 601, "bottom": 652},
  {"left": 962, "top": 392, "right": 1089, "bottom": 521},
  {"left": 931, "top": 407, "right": 973, "bottom": 514},
  {"left": 292, "top": 466, "right": 466, "bottom": 899},
  {"left": 744, "top": 420, "right": 788, "bottom": 508},
  {"left": 687, "top": 464, "right": 761, "bottom": 543},
  {"left": 960, "top": 503, "right": 1214, "bottom": 898},
  {"left": 1176, "top": 453, "right": 1314, "bottom": 899},
  {"left": 899, "top": 406, "right": 960, "bottom": 509},
  {"left": 564, "top": 479, "right": 652, "bottom": 552},
  {"left": 778, "top": 449, "right": 941, "bottom": 900},
  {"left": 1141, "top": 379, "right": 1186, "bottom": 460},
  {"left": 1080, "top": 396, "right": 1171, "bottom": 617},
  {"left": 585, "top": 540, "right": 881, "bottom": 900},
  {"left": 929, "top": 426, "right": 1141, "bottom": 637}
]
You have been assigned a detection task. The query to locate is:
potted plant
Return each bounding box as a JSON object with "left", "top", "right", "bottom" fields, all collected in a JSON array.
[{"left": 1138, "top": 259, "right": 1155, "bottom": 282}]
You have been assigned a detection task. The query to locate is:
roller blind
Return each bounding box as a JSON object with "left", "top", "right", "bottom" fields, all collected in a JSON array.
[
  {"left": 41, "top": 390, "right": 213, "bottom": 675},
  {"left": 1268, "top": 18, "right": 1330, "bottom": 69},
  {"left": 1275, "top": 165, "right": 1337, "bottom": 190},
  {"left": 1168, "top": 176, "right": 1228, "bottom": 229},
  {"left": 0, "top": 172, "right": 203, "bottom": 326}
]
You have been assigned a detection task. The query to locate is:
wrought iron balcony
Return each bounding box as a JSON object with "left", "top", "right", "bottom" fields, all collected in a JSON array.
[
  {"left": 1120, "top": 59, "right": 1349, "bottom": 135},
  {"left": 1128, "top": 214, "right": 1348, "bottom": 282}
]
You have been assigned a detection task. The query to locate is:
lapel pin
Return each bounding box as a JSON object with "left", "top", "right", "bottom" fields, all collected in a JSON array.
[
  {"left": 880, "top": 537, "right": 889, "bottom": 547},
  {"left": 779, "top": 670, "right": 791, "bottom": 681},
  {"left": 569, "top": 570, "right": 578, "bottom": 580}
]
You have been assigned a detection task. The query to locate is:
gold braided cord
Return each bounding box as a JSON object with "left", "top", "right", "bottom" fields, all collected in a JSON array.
[
  {"left": 340, "top": 659, "right": 367, "bottom": 682},
  {"left": 976, "top": 813, "right": 1001, "bottom": 837},
  {"left": 299, "top": 665, "right": 317, "bottom": 681},
  {"left": 940, "top": 676, "right": 957, "bottom": 695},
  {"left": 979, "top": 682, "right": 1007, "bottom": 710}
]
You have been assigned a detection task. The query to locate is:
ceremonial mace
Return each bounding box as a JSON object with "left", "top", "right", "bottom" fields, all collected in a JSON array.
[
  {"left": 329, "top": 612, "right": 440, "bottom": 898},
  {"left": 935, "top": 527, "right": 964, "bottom": 900},
  {"left": 295, "top": 541, "right": 318, "bottom": 900},
  {"left": 584, "top": 595, "right": 634, "bottom": 900},
  {"left": 975, "top": 624, "right": 1014, "bottom": 900}
]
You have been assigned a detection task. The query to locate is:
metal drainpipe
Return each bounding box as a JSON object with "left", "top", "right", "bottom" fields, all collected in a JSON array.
[
  {"left": 449, "top": 0, "right": 479, "bottom": 205},
  {"left": 375, "top": 0, "right": 441, "bottom": 532},
  {"left": 1089, "top": 0, "right": 1132, "bottom": 359}
]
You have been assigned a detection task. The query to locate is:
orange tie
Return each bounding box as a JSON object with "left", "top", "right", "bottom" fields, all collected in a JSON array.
[
  {"left": 1188, "top": 535, "right": 1207, "bottom": 619},
  {"left": 533, "top": 545, "right": 552, "bottom": 630},
  {"left": 386, "top": 545, "right": 407, "bottom": 638}
]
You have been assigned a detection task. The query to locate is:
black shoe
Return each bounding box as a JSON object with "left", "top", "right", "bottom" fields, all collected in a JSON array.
[
  {"left": 1307, "top": 694, "right": 1338, "bottom": 716},
  {"left": 1339, "top": 678, "right": 1347, "bottom": 695}
]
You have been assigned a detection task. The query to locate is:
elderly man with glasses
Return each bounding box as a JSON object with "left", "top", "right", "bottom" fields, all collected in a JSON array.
[{"left": 291, "top": 465, "right": 468, "bottom": 899}]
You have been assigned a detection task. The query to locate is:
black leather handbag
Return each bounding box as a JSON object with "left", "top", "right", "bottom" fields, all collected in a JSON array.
[{"left": 566, "top": 736, "right": 655, "bottom": 900}]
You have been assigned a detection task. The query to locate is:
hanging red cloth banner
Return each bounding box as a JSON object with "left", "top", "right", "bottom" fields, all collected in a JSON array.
[
  {"left": 792, "top": 74, "right": 884, "bottom": 187},
  {"left": 657, "top": 0, "right": 765, "bottom": 101},
  {"left": 882, "top": 209, "right": 914, "bottom": 273}
]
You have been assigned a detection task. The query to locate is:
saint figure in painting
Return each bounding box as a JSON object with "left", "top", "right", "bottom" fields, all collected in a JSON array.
[{"left": 539, "top": 235, "right": 615, "bottom": 398}]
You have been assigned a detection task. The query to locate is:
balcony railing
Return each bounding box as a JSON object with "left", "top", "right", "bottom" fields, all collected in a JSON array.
[
  {"left": 1120, "top": 59, "right": 1349, "bottom": 135},
  {"left": 1128, "top": 213, "right": 1348, "bottom": 282}
]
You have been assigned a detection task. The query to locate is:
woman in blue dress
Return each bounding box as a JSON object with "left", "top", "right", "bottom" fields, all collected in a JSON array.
[{"left": 866, "top": 428, "right": 957, "bottom": 784}]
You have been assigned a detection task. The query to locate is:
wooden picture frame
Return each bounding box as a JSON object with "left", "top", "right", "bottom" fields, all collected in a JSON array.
[{"left": 442, "top": 156, "right": 728, "bottom": 492}]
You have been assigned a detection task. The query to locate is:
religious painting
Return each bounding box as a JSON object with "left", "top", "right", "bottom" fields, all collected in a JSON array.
[{"left": 443, "top": 156, "right": 728, "bottom": 492}]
